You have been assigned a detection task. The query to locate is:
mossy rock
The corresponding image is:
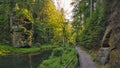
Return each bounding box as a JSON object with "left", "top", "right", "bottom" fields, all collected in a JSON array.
[{"left": 109, "top": 49, "right": 120, "bottom": 68}]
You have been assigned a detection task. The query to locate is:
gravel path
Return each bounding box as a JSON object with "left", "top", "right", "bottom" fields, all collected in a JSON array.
[{"left": 76, "top": 46, "right": 98, "bottom": 68}]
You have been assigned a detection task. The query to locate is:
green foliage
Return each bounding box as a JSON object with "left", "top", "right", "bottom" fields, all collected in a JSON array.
[
  {"left": 16, "top": 8, "right": 33, "bottom": 23},
  {"left": 37, "top": 46, "right": 77, "bottom": 68},
  {"left": 0, "top": 44, "right": 40, "bottom": 55},
  {"left": 52, "top": 47, "right": 63, "bottom": 57},
  {"left": 0, "top": 0, "right": 74, "bottom": 46},
  {"left": 72, "top": 0, "right": 90, "bottom": 31},
  {"left": 0, "top": 44, "right": 58, "bottom": 55},
  {"left": 0, "top": 3, "right": 11, "bottom": 43},
  {"left": 0, "top": 1, "right": 34, "bottom": 44},
  {"left": 33, "top": 0, "right": 67, "bottom": 45},
  {"left": 73, "top": 0, "right": 106, "bottom": 49}
]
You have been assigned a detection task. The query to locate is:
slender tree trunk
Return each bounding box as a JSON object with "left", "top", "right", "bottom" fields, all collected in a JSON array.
[
  {"left": 62, "top": 26, "right": 65, "bottom": 46},
  {"left": 90, "top": 0, "right": 93, "bottom": 17}
]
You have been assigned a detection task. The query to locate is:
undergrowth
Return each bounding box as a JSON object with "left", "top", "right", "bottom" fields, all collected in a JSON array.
[{"left": 38, "top": 45, "right": 77, "bottom": 68}]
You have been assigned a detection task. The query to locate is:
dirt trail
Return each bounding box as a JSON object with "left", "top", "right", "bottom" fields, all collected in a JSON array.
[{"left": 76, "top": 47, "right": 98, "bottom": 68}]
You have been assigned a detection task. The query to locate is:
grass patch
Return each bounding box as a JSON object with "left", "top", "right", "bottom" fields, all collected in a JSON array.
[
  {"left": 0, "top": 44, "right": 57, "bottom": 55},
  {"left": 0, "top": 44, "right": 40, "bottom": 55}
]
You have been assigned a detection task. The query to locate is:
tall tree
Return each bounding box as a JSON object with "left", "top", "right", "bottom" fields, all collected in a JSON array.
[
  {"left": 72, "top": 0, "right": 105, "bottom": 49},
  {"left": 72, "top": 0, "right": 90, "bottom": 45},
  {"left": 33, "top": 0, "right": 65, "bottom": 44}
]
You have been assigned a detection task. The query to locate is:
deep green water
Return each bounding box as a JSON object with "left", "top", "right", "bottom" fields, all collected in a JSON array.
[{"left": 0, "top": 50, "right": 52, "bottom": 68}]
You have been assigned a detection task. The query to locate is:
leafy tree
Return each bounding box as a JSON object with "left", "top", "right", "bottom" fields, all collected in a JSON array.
[
  {"left": 72, "top": 0, "right": 90, "bottom": 45},
  {"left": 73, "top": 0, "right": 106, "bottom": 49},
  {"left": 0, "top": 1, "right": 12, "bottom": 43},
  {"left": 33, "top": 0, "right": 65, "bottom": 45},
  {"left": 0, "top": 0, "right": 73, "bottom": 46}
]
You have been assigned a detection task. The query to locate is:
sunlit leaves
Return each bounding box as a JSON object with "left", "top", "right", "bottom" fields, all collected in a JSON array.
[{"left": 17, "top": 9, "right": 33, "bottom": 23}]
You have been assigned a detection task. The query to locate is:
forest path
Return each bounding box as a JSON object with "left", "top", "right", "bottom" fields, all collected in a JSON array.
[{"left": 76, "top": 46, "right": 98, "bottom": 68}]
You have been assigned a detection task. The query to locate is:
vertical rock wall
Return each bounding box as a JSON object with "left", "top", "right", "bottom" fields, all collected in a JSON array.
[
  {"left": 10, "top": 13, "right": 33, "bottom": 47},
  {"left": 98, "top": 0, "right": 120, "bottom": 67}
]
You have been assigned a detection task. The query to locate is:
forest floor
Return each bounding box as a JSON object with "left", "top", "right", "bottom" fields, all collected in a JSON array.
[{"left": 76, "top": 46, "right": 98, "bottom": 68}]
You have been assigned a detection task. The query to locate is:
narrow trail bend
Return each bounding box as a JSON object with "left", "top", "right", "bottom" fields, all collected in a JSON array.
[{"left": 76, "top": 46, "right": 98, "bottom": 68}]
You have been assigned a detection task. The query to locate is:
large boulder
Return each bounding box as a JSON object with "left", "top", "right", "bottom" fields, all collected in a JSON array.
[{"left": 97, "top": 47, "right": 110, "bottom": 65}]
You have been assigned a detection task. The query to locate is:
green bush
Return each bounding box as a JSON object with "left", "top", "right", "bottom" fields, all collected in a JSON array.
[
  {"left": 37, "top": 46, "right": 77, "bottom": 68},
  {"left": 52, "top": 47, "right": 63, "bottom": 57}
]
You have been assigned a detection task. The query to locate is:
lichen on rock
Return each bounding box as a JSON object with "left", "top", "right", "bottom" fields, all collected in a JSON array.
[{"left": 10, "top": 8, "right": 33, "bottom": 47}]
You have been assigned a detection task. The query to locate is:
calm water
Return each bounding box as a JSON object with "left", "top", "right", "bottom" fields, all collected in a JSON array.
[{"left": 0, "top": 50, "right": 52, "bottom": 68}]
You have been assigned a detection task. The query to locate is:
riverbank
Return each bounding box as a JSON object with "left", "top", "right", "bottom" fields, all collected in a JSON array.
[
  {"left": 0, "top": 44, "right": 78, "bottom": 68},
  {"left": 0, "top": 44, "right": 57, "bottom": 55}
]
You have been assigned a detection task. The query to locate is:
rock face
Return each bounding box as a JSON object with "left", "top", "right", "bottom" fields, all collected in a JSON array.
[
  {"left": 10, "top": 13, "right": 33, "bottom": 47},
  {"left": 98, "top": 0, "right": 120, "bottom": 67},
  {"left": 97, "top": 47, "right": 110, "bottom": 65},
  {"left": 109, "top": 49, "right": 120, "bottom": 68}
]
